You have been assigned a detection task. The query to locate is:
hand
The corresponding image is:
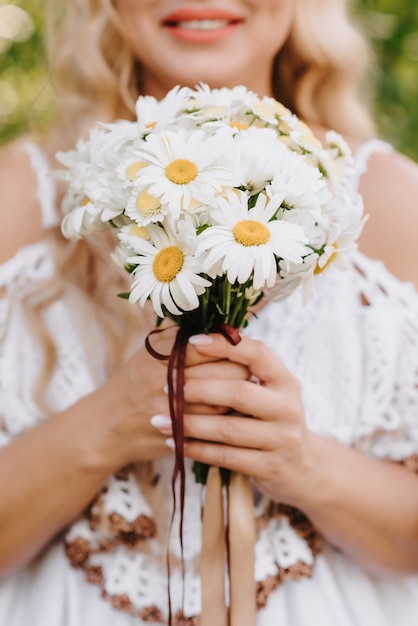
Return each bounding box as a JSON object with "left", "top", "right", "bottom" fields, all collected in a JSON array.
[
  {"left": 91, "top": 326, "right": 250, "bottom": 473},
  {"left": 153, "top": 333, "right": 318, "bottom": 506}
]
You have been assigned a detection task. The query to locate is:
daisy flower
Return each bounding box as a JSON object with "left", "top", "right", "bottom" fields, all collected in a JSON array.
[
  {"left": 233, "top": 128, "right": 282, "bottom": 195},
  {"left": 197, "top": 190, "right": 308, "bottom": 290},
  {"left": 131, "top": 129, "right": 240, "bottom": 215},
  {"left": 124, "top": 186, "right": 169, "bottom": 227},
  {"left": 61, "top": 196, "right": 108, "bottom": 240},
  {"left": 135, "top": 85, "right": 192, "bottom": 133},
  {"left": 128, "top": 223, "right": 211, "bottom": 318},
  {"left": 267, "top": 146, "right": 331, "bottom": 217},
  {"left": 313, "top": 194, "right": 365, "bottom": 274}
]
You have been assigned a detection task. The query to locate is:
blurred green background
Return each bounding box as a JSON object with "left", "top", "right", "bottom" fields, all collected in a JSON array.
[{"left": 1, "top": 0, "right": 418, "bottom": 159}]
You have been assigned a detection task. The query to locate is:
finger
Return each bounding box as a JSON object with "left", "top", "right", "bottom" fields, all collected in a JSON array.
[
  {"left": 188, "top": 334, "right": 295, "bottom": 390},
  {"left": 183, "top": 413, "right": 275, "bottom": 450},
  {"left": 183, "top": 402, "right": 228, "bottom": 416},
  {"left": 183, "top": 439, "right": 273, "bottom": 479},
  {"left": 185, "top": 360, "right": 249, "bottom": 381},
  {"left": 184, "top": 376, "right": 295, "bottom": 422}
]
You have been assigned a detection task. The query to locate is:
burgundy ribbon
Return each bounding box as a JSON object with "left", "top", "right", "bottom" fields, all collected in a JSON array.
[{"left": 145, "top": 323, "right": 244, "bottom": 625}]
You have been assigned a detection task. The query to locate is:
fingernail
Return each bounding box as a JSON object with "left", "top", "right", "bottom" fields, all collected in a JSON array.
[
  {"left": 249, "top": 375, "right": 261, "bottom": 385},
  {"left": 165, "top": 437, "right": 175, "bottom": 450},
  {"left": 189, "top": 334, "right": 213, "bottom": 346},
  {"left": 150, "top": 414, "right": 172, "bottom": 429}
]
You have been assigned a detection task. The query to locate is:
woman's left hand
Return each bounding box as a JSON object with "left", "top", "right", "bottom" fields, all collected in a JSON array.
[
  {"left": 152, "top": 332, "right": 418, "bottom": 574},
  {"left": 157, "top": 332, "right": 319, "bottom": 507}
]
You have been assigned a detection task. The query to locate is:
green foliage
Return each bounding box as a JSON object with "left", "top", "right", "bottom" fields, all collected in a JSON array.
[
  {"left": 354, "top": 0, "right": 418, "bottom": 159},
  {"left": 0, "top": 0, "right": 53, "bottom": 143},
  {"left": 1, "top": 0, "right": 418, "bottom": 160}
]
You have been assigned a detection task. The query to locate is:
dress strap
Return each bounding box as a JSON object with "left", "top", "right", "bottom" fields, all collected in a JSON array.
[
  {"left": 348, "top": 138, "right": 393, "bottom": 197},
  {"left": 21, "top": 141, "right": 59, "bottom": 230}
]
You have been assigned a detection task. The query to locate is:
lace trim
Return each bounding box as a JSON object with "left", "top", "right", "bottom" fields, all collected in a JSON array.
[
  {"left": 21, "top": 141, "right": 59, "bottom": 230},
  {"left": 347, "top": 139, "right": 392, "bottom": 200},
  {"left": 0, "top": 241, "right": 55, "bottom": 290}
]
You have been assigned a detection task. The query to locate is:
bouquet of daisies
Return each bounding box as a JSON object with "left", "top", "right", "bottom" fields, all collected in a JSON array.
[
  {"left": 58, "top": 85, "right": 364, "bottom": 624},
  {"left": 58, "top": 84, "right": 363, "bottom": 337}
]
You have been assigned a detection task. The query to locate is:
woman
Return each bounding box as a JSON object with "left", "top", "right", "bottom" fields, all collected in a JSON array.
[{"left": 1, "top": 0, "right": 418, "bottom": 624}]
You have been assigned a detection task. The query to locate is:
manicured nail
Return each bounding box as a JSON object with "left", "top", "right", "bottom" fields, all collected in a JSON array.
[
  {"left": 165, "top": 437, "right": 175, "bottom": 450},
  {"left": 150, "top": 414, "right": 172, "bottom": 429},
  {"left": 163, "top": 383, "right": 177, "bottom": 394},
  {"left": 249, "top": 375, "right": 261, "bottom": 385},
  {"left": 189, "top": 334, "right": 213, "bottom": 346}
]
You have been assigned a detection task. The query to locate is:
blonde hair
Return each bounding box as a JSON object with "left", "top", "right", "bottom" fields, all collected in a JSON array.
[{"left": 275, "top": 0, "right": 375, "bottom": 139}]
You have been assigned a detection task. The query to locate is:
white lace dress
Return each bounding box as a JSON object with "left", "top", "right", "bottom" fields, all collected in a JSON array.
[{"left": 1, "top": 140, "right": 418, "bottom": 626}]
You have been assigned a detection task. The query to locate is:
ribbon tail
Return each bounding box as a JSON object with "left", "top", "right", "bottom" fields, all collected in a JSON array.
[
  {"left": 228, "top": 472, "right": 256, "bottom": 626},
  {"left": 200, "top": 466, "right": 228, "bottom": 626}
]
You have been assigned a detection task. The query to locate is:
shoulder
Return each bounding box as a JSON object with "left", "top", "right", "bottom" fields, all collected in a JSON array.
[
  {"left": 356, "top": 146, "right": 418, "bottom": 289},
  {"left": 0, "top": 139, "right": 44, "bottom": 264}
]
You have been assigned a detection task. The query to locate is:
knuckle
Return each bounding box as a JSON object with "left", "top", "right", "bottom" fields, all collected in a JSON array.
[
  {"left": 219, "top": 416, "right": 240, "bottom": 444},
  {"left": 282, "top": 429, "right": 301, "bottom": 454},
  {"left": 218, "top": 445, "right": 232, "bottom": 469},
  {"left": 251, "top": 338, "right": 269, "bottom": 358},
  {"left": 264, "top": 454, "right": 282, "bottom": 481},
  {"left": 230, "top": 379, "right": 252, "bottom": 411}
]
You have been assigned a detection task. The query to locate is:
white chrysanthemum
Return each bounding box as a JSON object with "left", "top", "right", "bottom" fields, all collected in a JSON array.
[
  {"left": 130, "top": 129, "right": 240, "bottom": 216},
  {"left": 135, "top": 85, "right": 192, "bottom": 132},
  {"left": 269, "top": 254, "right": 319, "bottom": 303},
  {"left": 267, "top": 145, "right": 331, "bottom": 217},
  {"left": 191, "top": 83, "right": 257, "bottom": 112},
  {"left": 61, "top": 197, "right": 110, "bottom": 240},
  {"left": 197, "top": 190, "right": 308, "bottom": 290},
  {"left": 325, "top": 130, "right": 352, "bottom": 160},
  {"left": 233, "top": 128, "right": 282, "bottom": 195},
  {"left": 59, "top": 126, "right": 135, "bottom": 224},
  {"left": 128, "top": 223, "right": 211, "bottom": 317},
  {"left": 185, "top": 84, "right": 267, "bottom": 130},
  {"left": 314, "top": 194, "right": 365, "bottom": 273},
  {"left": 289, "top": 121, "right": 323, "bottom": 153},
  {"left": 313, "top": 131, "right": 355, "bottom": 189}
]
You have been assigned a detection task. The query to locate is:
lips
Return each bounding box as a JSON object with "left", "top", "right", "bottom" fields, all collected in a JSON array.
[{"left": 162, "top": 7, "right": 244, "bottom": 42}]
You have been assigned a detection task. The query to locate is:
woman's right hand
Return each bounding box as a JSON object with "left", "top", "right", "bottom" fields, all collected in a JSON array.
[{"left": 84, "top": 326, "right": 250, "bottom": 474}]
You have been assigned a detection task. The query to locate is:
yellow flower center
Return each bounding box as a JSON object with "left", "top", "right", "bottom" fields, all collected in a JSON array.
[
  {"left": 126, "top": 161, "right": 147, "bottom": 180},
  {"left": 129, "top": 224, "right": 150, "bottom": 240},
  {"left": 81, "top": 197, "right": 90, "bottom": 206},
  {"left": 165, "top": 159, "right": 198, "bottom": 185},
  {"left": 314, "top": 246, "right": 338, "bottom": 275},
  {"left": 145, "top": 121, "right": 157, "bottom": 129},
  {"left": 136, "top": 190, "right": 162, "bottom": 216},
  {"left": 229, "top": 121, "right": 250, "bottom": 131},
  {"left": 233, "top": 220, "right": 270, "bottom": 246},
  {"left": 153, "top": 246, "right": 185, "bottom": 282}
]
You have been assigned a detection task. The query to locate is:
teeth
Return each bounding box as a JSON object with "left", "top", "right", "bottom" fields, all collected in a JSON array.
[{"left": 178, "top": 19, "right": 230, "bottom": 30}]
